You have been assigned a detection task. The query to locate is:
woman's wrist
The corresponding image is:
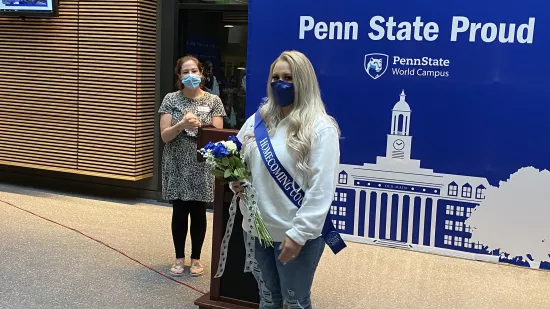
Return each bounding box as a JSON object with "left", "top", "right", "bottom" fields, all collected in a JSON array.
[
  {"left": 286, "top": 228, "right": 308, "bottom": 246},
  {"left": 174, "top": 121, "right": 185, "bottom": 134}
]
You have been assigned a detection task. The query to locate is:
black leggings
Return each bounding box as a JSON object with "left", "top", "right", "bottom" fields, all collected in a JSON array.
[{"left": 171, "top": 200, "right": 207, "bottom": 260}]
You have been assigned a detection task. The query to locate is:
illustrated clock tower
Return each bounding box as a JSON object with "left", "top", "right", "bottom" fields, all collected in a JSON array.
[{"left": 386, "top": 90, "right": 412, "bottom": 160}]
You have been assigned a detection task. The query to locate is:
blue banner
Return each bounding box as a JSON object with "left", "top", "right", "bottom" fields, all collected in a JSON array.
[{"left": 247, "top": 0, "right": 550, "bottom": 270}]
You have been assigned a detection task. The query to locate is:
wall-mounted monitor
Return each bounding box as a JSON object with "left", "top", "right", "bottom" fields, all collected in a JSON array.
[{"left": 0, "top": 0, "right": 58, "bottom": 17}]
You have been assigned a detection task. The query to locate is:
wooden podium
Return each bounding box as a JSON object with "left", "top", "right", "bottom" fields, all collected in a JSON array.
[{"left": 194, "top": 125, "right": 260, "bottom": 309}]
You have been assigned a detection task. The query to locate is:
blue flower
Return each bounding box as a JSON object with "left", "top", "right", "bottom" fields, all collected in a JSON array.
[
  {"left": 203, "top": 142, "right": 215, "bottom": 151},
  {"left": 228, "top": 136, "right": 242, "bottom": 152},
  {"left": 212, "top": 143, "right": 229, "bottom": 158}
]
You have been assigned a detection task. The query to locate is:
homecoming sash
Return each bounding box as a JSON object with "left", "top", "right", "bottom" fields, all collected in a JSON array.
[{"left": 253, "top": 110, "right": 346, "bottom": 254}]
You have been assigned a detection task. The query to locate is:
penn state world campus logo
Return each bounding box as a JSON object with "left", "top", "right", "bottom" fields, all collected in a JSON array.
[{"left": 364, "top": 53, "right": 389, "bottom": 80}]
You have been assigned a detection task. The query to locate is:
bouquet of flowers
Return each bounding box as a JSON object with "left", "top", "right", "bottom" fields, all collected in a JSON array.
[{"left": 198, "top": 136, "right": 273, "bottom": 248}]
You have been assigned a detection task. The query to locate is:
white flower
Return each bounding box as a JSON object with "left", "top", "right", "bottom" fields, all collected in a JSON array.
[
  {"left": 224, "top": 141, "right": 237, "bottom": 154},
  {"left": 203, "top": 152, "right": 214, "bottom": 160},
  {"left": 214, "top": 140, "right": 237, "bottom": 154}
]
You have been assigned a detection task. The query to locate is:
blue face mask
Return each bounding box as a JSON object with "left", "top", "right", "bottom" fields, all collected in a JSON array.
[
  {"left": 182, "top": 74, "right": 202, "bottom": 89},
  {"left": 271, "top": 80, "right": 295, "bottom": 107}
]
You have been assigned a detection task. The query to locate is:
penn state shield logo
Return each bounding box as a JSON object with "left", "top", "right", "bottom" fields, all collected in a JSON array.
[{"left": 364, "top": 53, "right": 389, "bottom": 80}]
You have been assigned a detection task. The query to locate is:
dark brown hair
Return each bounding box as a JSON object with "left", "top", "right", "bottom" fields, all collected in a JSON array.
[{"left": 174, "top": 55, "right": 204, "bottom": 91}]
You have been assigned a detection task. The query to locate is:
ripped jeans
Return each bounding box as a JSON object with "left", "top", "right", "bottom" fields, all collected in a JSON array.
[{"left": 246, "top": 233, "right": 325, "bottom": 309}]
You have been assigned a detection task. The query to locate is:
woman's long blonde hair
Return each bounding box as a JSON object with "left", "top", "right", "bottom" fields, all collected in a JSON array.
[{"left": 250, "top": 50, "right": 340, "bottom": 183}]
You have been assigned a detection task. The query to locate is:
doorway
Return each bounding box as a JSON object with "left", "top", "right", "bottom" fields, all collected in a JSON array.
[{"left": 179, "top": 6, "right": 249, "bottom": 130}]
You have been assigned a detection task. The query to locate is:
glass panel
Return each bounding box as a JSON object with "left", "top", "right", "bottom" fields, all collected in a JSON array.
[{"left": 181, "top": 9, "right": 248, "bottom": 129}]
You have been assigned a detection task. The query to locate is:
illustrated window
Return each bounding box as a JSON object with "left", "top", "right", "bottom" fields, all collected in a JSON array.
[
  {"left": 462, "top": 185, "right": 472, "bottom": 198},
  {"left": 339, "top": 173, "right": 348, "bottom": 184},
  {"left": 338, "top": 207, "right": 346, "bottom": 216},
  {"left": 448, "top": 183, "right": 458, "bottom": 196},
  {"left": 339, "top": 192, "right": 348, "bottom": 202},
  {"left": 338, "top": 221, "right": 346, "bottom": 230},
  {"left": 454, "top": 236, "right": 463, "bottom": 247},
  {"left": 476, "top": 187, "right": 485, "bottom": 199}
]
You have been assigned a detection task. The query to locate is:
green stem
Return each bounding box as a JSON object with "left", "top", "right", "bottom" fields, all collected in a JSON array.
[
  {"left": 254, "top": 210, "right": 274, "bottom": 248},
  {"left": 241, "top": 187, "right": 274, "bottom": 248}
]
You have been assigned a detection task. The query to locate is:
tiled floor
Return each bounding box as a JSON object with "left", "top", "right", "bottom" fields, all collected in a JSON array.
[{"left": 1, "top": 183, "right": 549, "bottom": 309}]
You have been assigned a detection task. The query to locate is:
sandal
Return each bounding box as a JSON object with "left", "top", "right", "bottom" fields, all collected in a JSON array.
[
  {"left": 190, "top": 260, "right": 204, "bottom": 277},
  {"left": 170, "top": 262, "right": 185, "bottom": 277}
]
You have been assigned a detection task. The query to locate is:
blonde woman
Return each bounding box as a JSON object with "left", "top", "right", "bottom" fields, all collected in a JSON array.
[{"left": 232, "top": 51, "right": 345, "bottom": 309}]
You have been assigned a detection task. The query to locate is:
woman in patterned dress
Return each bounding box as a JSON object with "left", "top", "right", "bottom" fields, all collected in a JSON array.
[{"left": 158, "top": 56, "right": 226, "bottom": 276}]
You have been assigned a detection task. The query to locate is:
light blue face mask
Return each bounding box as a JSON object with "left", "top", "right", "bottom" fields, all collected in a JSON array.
[{"left": 182, "top": 74, "right": 202, "bottom": 89}]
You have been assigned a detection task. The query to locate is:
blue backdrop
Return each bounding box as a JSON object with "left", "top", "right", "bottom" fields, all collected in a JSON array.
[{"left": 246, "top": 0, "right": 550, "bottom": 187}]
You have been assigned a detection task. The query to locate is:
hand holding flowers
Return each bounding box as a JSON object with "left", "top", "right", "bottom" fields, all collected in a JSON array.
[{"left": 198, "top": 136, "right": 273, "bottom": 248}]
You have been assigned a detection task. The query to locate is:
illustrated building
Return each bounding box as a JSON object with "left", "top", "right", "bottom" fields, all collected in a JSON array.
[{"left": 331, "top": 90, "right": 492, "bottom": 256}]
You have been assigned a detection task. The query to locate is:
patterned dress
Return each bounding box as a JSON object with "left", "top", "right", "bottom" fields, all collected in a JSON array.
[{"left": 158, "top": 91, "right": 226, "bottom": 202}]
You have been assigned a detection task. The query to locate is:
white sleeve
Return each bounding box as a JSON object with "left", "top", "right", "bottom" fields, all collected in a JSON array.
[
  {"left": 237, "top": 115, "right": 253, "bottom": 142},
  {"left": 286, "top": 126, "right": 340, "bottom": 245}
]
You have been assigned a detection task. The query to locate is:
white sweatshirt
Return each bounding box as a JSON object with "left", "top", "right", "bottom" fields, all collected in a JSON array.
[{"left": 236, "top": 115, "right": 340, "bottom": 245}]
